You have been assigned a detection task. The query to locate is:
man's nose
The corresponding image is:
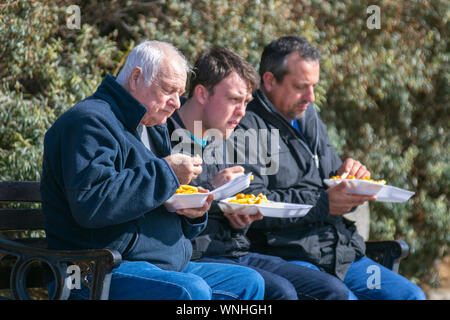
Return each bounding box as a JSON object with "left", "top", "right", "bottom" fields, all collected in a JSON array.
[
  {"left": 170, "top": 92, "right": 181, "bottom": 109},
  {"left": 235, "top": 102, "right": 246, "bottom": 117},
  {"left": 306, "top": 86, "right": 315, "bottom": 102}
]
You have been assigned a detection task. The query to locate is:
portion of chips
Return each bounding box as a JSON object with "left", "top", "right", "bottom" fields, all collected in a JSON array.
[
  {"left": 228, "top": 193, "right": 269, "bottom": 205},
  {"left": 175, "top": 184, "right": 200, "bottom": 194},
  {"left": 330, "top": 175, "right": 386, "bottom": 185}
]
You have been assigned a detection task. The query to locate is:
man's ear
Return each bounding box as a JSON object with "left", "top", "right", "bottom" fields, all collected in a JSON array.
[
  {"left": 194, "top": 84, "right": 210, "bottom": 105},
  {"left": 262, "top": 72, "right": 275, "bottom": 93},
  {"left": 127, "top": 67, "right": 142, "bottom": 92}
]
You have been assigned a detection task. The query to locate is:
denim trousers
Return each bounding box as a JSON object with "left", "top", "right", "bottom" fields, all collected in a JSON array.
[
  {"left": 198, "top": 252, "right": 352, "bottom": 300},
  {"left": 69, "top": 260, "right": 265, "bottom": 300},
  {"left": 290, "top": 256, "right": 426, "bottom": 300}
]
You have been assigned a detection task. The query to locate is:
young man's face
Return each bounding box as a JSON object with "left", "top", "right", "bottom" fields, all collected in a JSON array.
[
  {"left": 202, "top": 72, "right": 252, "bottom": 139},
  {"left": 263, "top": 52, "right": 320, "bottom": 120},
  {"left": 132, "top": 57, "right": 187, "bottom": 126}
]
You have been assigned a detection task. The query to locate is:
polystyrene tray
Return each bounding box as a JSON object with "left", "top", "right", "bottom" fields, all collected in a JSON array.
[
  {"left": 164, "top": 173, "right": 252, "bottom": 211},
  {"left": 164, "top": 192, "right": 210, "bottom": 212},
  {"left": 218, "top": 197, "right": 313, "bottom": 218},
  {"left": 323, "top": 179, "right": 415, "bottom": 203}
]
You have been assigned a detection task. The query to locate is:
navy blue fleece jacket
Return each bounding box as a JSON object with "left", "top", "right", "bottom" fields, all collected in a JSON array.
[{"left": 41, "top": 74, "right": 207, "bottom": 271}]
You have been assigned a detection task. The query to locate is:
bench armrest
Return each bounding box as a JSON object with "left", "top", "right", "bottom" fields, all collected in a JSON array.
[
  {"left": 365, "top": 240, "right": 409, "bottom": 273},
  {"left": 0, "top": 238, "right": 122, "bottom": 300}
]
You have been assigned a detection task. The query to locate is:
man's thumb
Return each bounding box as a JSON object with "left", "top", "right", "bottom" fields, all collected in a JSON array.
[
  {"left": 333, "top": 180, "right": 348, "bottom": 192},
  {"left": 229, "top": 165, "right": 245, "bottom": 172}
]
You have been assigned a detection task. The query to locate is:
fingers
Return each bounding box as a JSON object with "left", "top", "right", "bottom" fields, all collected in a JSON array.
[
  {"left": 254, "top": 211, "right": 264, "bottom": 221},
  {"left": 220, "top": 167, "right": 245, "bottom": 181},
  {"left": 354, "top": 164, "right": 370, "bottom": 179},
  {"left": 193, "top": 154, "right": 203, "bottom": 166},
  {"left": 191, "top": 163, "right": 203, "bottom": 179},
  {"left": 338, "top": 158, "right": 354, "bottom": 176},
  {"left": 224, "top": 212, "right": 249, "bottom": 229},
  {"left": 176, "top": 194, "right": 213, "bottom": 219},
  {"left": 209, "top": 166, "right": 245, "bottom": 189},
  {"left": 165, "top": 153, "right": 204, "bottom": 184},
  {"left": 339, "top": 158, "right": 371, "bottom": 179},
  {"left": 333, "top": 182, "right": 376, "bottom": 203},
  {"left": 327, "top": 180, "right": 376, "bottom": 215},
  {"left": 196, "top": 186, "right": 210, "bottom": 193},
  {"left": 329, "top": 194, "right": 375, "bottom": 215},
  {"left": 344, "top": 194, "right": 377, "bottom": 207},
  {"left": 223, "top": 211, "right": 264, "bottom": 229},
  {"left": 228, "top": 166, "right": 245, "bottom": 173},
  {"left": 331, "top": 180, "right": 349, "bottom": 193}
]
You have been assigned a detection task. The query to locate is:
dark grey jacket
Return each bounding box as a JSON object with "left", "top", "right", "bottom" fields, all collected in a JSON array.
[{"left": 237, "top": 90, "right": 366, "bottom": 280}]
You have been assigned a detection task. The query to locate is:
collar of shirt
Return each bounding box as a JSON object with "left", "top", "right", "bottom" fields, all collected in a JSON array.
[
  {"left": 290, "top": 119, "right": 301, "bottom": 133},
  {"left": 137, "top": 124, "right": 152, "bottom": 151}
]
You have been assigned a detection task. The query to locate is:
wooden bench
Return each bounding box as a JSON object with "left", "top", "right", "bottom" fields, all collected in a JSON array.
[{"left": 0, "top": 180, "right": 409, "bottom": 300}]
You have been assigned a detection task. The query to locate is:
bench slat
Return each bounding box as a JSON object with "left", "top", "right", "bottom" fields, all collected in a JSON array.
[
  {"left": 0, "top": 181, "right": 41, "bottom": 203},
  {"left": 0, "top": 209, "right": 45, "bottom": 231}
]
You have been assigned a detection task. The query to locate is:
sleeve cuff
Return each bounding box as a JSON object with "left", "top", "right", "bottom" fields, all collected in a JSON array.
[
  {"left": 161, "top": 158, "right": 180, "bottom": 188},
  {"left": 184, "top": 211, "right": 208, "bottom": 225}
]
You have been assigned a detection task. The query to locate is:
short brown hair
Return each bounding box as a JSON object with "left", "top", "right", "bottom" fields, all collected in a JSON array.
[{"left": 188, "top": 47, "right": 259, "bottom": 98}]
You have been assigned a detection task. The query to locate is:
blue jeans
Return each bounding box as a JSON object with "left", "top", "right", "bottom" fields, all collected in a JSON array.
[
  {"left": 290, "top": 257, "right": 426, "bottom": 300},
  {"left": 69, "top": 260, "right": 264, "bottom": 300},
  {"left": 198, "top": 253, "right": 352, "bottom": 300}
]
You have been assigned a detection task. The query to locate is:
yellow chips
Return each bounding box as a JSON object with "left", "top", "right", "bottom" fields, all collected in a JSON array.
[
  {"left": 330, "top": 175, "right": 386, "bottom": 185},
  {"left": 229, "top": 193, "right": 269, "bottom": 205},
  {"left": 175, "top": 184, "right": 200, "bottom": 194}
]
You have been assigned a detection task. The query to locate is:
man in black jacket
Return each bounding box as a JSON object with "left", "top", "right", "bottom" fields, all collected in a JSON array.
[
  {"left": 167, "top": 47, "right": 355, "bottom": 300},
  {"left": 237, "top": 36, "right": 425, "bottom": 300}
]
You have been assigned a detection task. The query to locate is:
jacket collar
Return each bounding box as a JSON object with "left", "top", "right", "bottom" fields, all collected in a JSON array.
[
  {"left": 254, "top": 89, "right": 281, "bottom": 116},
  {"left": 93, "top": 74, "right": 147, "bottom": 132},
  {"left": 251, "top": 89, "right": 319, "bottom": 156}
]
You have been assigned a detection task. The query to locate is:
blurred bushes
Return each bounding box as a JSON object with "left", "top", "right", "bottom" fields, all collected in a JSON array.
[{"left": 0, "top": 0, "right": 448, "bottom": 285}]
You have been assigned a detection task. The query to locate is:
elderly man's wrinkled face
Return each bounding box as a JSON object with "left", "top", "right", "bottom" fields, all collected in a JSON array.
[
  {"left": 263, "top": 52, "right": 319, "bottom": 121},
  {"left": 132, "top": 57, "right": 187, "bottom": 126}
]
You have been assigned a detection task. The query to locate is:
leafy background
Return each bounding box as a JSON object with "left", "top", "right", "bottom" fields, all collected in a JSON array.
[{"left": 1, "top": 0, "right": 448, "bottom": 295}]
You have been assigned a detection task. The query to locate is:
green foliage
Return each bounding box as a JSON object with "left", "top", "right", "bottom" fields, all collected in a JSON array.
[
  {"left": 0, "top": 0, "right": 120, "bottom": 180},
  {"left": 1, "top": 0, "right": 448, "bottom": 286}
]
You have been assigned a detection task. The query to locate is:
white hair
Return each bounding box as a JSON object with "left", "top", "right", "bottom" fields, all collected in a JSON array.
[{"left": 116, "top": 40, "right": 189, "bottom": 87}]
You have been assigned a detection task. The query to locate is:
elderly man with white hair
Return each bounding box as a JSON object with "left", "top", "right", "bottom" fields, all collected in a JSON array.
[{"left": 40, "top": 40, "right": 264, "bottom": 300}]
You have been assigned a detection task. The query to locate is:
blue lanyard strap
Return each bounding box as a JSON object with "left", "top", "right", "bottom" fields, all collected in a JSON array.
[{"left": 189, "top": 132, "right": 208, "bottom": 148}]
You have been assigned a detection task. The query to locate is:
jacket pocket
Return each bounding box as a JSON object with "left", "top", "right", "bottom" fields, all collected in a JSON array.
[{"left": 122, "top": 229, "right": 139, "bottom": 257}]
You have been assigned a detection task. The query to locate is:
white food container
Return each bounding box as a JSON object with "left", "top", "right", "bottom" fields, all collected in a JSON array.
[{"left": 323, "top": 179, "right": 415, "bottom": 203}]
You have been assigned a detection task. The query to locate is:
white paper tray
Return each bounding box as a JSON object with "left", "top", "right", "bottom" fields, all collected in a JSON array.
[
  {"left": 164, "top": 192, "right": 210, "bottom": 212},
  {"left": 323, "top": 179, "right": 415, "bottom": 203},
  {"left": 164, "top": 173, "right": 252, "bottom": 212},
  {"left": 218, "top": 197, "right": 313, "bottom": 218}
]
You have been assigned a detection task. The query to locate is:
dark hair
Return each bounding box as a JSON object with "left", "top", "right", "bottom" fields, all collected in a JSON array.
[
  {"left": 188, "top": 47, "right": 259, "bottom": 98},
  {"left": 259, "top": 36, "right": 321, "bottom": 83}
]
